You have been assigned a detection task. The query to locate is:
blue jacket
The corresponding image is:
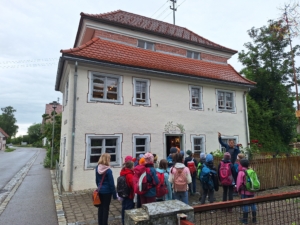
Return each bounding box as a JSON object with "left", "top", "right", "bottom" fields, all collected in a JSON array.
[
  {"left": 218, "top": 137, "right": 240, "bottom": 164},
  {"left": 144, "top": 164, "right": 159, "bottom": 197},
  {"left": 95, "top": 166, "right": 117, "bottom": 199},
  {"left": 156, "top": 168, "right": 172, "bottom": 200}
]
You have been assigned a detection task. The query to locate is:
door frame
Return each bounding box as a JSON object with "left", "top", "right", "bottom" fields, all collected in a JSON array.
[{"left": 164, "top": 133, "right": 185, "bottom": 158}]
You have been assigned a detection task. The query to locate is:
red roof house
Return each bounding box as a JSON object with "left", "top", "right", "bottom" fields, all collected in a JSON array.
[{"left": 0, "top": 127, "right": 9, "bottom": 151}]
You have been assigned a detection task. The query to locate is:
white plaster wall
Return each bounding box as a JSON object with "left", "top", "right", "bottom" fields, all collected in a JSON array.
[{"left": 63, "top": 63, "right": 249, "bottom": 191}]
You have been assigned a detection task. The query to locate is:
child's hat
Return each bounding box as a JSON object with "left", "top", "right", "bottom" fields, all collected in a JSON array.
[
  {"left": 206, "top": 154, "right": 213, "bottom": 162},
  {"left": 186, "top": 150, "right": 192, "bottom": 156},
  {"left": 124, "top": 156, "right": 133, "bottom": 163},
  {"left": 200, "top": 153, "right": 206, "bottom": 159},
  {"left": 224, "top": 152, "right": 231, "bottom": 160}
]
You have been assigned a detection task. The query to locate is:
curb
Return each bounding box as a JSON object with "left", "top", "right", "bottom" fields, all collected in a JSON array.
[
  {"left": 51, "top": 170, "right": 67, "bottom": 225},
  {"left": 0, "top": 150, "right": 40, "bottom": 215}
]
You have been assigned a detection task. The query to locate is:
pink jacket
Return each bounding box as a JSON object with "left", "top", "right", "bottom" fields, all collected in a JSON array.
[{"left": 236, "top": 167, "right": 255, "bottom": 196}]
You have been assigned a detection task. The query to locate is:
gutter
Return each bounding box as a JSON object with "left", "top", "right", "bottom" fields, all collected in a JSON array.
[
  {"left": 69, "top": 61, "right": 78, "bottom": 192},
  {"left": 243, "top": 90, "right": 250, "bottom": 146},
  {"left": 55, "top": 55, "right": 255, "bottom": 91}
]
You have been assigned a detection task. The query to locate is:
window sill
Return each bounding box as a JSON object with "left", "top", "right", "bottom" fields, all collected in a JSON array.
[{"left": 89, "top": 98, "right": 121, "bottom": 104}]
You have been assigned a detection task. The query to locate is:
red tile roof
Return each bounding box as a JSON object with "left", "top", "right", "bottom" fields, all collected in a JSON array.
[
  {"left": 61, "top": 37, "right": 255, "bottom": 86},
  {"left": 0, "top": 128, "right": 9, "bottom": 138},
  {"left": 78, "top": 10, "right": 237, "bottom": 54}
]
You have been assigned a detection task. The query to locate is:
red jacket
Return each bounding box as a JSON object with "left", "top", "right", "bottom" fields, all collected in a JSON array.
[{"left": 120, "top": 168, "right": 134, "bottom": 199}]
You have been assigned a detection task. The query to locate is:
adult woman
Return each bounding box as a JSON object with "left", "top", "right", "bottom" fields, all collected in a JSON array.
[{"left": 95, "top": 153, "right": 117, "bottom": 225}]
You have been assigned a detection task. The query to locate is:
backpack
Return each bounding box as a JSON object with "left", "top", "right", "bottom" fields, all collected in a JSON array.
[
  {"left": 187, "top": 159, "right": 196, "bottom": 176},
  {"left": 244, "top": 169, "right": 260, "bottom": 192},
  {"left": 116, "top": 175, "right": 130, "bottom": 198},
  {"left": 133, "top": 165, "right": 151, "bottom": 195},
  {"left": 219, "top": 161, "right": 233, "bottom": 186},
  {"left": 172, "top": 167, "right": 188, "bottom": 192},
  {"left": 156, "top": 172, "right": 168, "bottom": 198},
  {"left": 197, "top": 162, "right": 204, "bottom": 179},
  {"left": 167, "top": 156, "right": 173, "bottom": 169},
  {"left": 200, "top": 164, "right": 215, "bottom": 190}
]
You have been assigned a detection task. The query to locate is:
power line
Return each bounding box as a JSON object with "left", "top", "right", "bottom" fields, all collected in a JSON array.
[
  {"left": 0, "top": 63, "right": 57, "bottom": 69},
  {"left": 156, "top": 6, "right": 170, "bottom": 19},
  {"left": 0, "top": 58, "right": 58, "bottom": 64},
  {"left": 163, "top": 0, "right": 187, "bottom": 22},
  {"left": 151, "top": 0, "right": 169, "bottom": 18}
]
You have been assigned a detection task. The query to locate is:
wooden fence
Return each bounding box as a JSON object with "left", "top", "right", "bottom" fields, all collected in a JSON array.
[{"left": 195, "top": 156, "right": 300, "bottom": 190}]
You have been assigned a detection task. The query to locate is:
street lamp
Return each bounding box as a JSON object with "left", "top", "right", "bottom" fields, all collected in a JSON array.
[{"left": 51, "top": 101, "right": 58, "bottom": 169}]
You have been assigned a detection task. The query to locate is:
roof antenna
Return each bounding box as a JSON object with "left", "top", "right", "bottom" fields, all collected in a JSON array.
[{"left": 170, "top": 0, "right": 177, "bottom": 25}]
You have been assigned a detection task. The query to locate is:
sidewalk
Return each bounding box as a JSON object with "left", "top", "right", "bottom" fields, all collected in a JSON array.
[{"left": 59, "top": 183, "right": 300, "bottom": 225}]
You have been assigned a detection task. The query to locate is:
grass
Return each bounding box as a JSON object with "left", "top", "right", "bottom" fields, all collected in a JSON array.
[{"left": 5, "top": 147, "right": 16, "bottom": 152}]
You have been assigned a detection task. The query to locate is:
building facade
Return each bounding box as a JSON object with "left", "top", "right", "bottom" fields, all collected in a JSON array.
[
  {"left": 55, "top": 10, "right": 255, "bottom": 191},
  {"left": 0, "top": 128, "right": 9, "bottom": 150}
]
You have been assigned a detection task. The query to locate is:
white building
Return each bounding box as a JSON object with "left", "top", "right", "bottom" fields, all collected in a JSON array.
[
  {"left": 55, "top": 10, "right": 255, "bottom": 191},
  {"left": 0, "top": 128, "right": 9, "bottom": 150}
]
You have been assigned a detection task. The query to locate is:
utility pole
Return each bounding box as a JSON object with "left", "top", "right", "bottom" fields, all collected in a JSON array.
[{"left": 170, "top": 0, "right": 177, "bottom": 25}]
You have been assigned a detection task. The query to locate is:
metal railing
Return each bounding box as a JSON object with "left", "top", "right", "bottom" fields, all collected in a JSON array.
[
  {"left": 193, "top": 191, "right": 300, "bottom": 224},
  {"left": 55, "top": 160, "right": 63, "bottom": 195}
]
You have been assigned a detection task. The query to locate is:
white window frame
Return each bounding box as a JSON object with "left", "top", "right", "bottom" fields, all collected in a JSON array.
[
  {"left": 88, "top": 72, "right": 123, "bottom": 104},
  {"left": 187, "top": 50, "right": 200, "bottom": 60},
  {"left": 133, "top": 78, "right": 151, "bottom": 106},
  {"left": 216, "top": 89, "right": 236, "bottom": 112},
  {"left": 219, "top": 135, "right": 239, "bottom": 153},
  {"left": 191, "top": 135, "right": 205, "bottom": 154},
  {"left": 64, "top": 81, "right": 69, "bottom": 106},
  {"left": 189, "top": 85, "right": 203, "bottom": 110},
  {"left": 86, "top": 134, "right": 122, "bottom": 168},
  {"left": 133, "top": 134, "right": 151, "bottom": 158},
  {"left": 137, "top": 40, "right": 155, "bottom": 50}
]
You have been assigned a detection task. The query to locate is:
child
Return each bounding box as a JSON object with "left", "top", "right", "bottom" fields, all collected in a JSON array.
[
  {"left": 236, "top": 159, "right": 257, "bottom": 224},
  {"left": 197, "top": 153, "right": 206, "bottom": 200},
  {"left": 156, "top": 159, "right": 172, "bottom": 201},
  {"left": 184, "top": 150, "right": 198, "bottom": 195},
  {"left": 234, "top": 153, "right": 245, "bottom": 173}
]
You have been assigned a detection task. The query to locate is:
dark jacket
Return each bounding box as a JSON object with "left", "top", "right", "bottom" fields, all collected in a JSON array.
[
  {"left": 144, "top": 163, "right": 159, "bottom": 197},
  {"left": 218, "top": 137, "right": 240, "bottom": 164},
  {"left": 217, "top": 160, "right": 237, "bottom": 185},
  {"left": 184, "top": 156, "right": 198, "bottom": 177},
  {"left": 95, "top": 165, "right": 117, "bottom": 199},
  {"left": 120, "top": 168, "right": 134, "bottom": 199}
]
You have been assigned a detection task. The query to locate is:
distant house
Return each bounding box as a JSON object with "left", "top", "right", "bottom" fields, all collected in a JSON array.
[
  {"left": 0, "top": 128, "right": 9, "bottom": 150},
  {"left": 55, "top": 10, "right": 255, "bottom": 191}
]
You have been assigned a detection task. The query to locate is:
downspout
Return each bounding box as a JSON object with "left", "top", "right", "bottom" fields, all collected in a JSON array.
[
  {"left": 69, "top": 61, "right": 78, "bottom": 191},
  {"left": 243, "top": 90, "right": 250, "bottom": 146}
]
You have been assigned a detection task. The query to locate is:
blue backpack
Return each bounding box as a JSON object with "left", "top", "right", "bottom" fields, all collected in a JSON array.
[{"left": 200, "top": 164, "right": 216, "bottom": 190}]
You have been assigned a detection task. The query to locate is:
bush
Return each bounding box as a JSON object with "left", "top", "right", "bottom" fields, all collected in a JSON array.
[{"left": 43, "top": 145, "right": 59, "bottom": 168}]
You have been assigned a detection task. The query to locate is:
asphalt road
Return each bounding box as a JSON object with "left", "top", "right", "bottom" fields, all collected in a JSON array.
[{"left": 0, "top": 147, "right": 58, "bottom": 225}]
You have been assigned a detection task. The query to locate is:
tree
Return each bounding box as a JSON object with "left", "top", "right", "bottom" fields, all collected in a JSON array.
[
  {"left": 0, "top": 106, "right": 19, "bottom": 138},
  {"left": 239, "top": 20, "right": 298, "bottom": 152},
  {"left": 27, "top": 123, "right": 42, "bottom": 144}
]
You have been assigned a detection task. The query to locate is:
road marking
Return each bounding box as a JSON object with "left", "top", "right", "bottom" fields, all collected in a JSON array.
[{"left": 0, "top": 149, "right": 40, "bottom": 215}]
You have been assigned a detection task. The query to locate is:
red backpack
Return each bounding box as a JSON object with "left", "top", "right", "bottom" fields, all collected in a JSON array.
[
  {"left": 219, "top": 161, "right": 233, "bottom": 186},
  {"left": 156, "top": 172, "right": 168, "bottom": 198},
  {"left": 187, "top": 159, "right": 196, "bottom": 175},
  {"left": 133, "top": 166, "right": 153, "bottom": 195}
]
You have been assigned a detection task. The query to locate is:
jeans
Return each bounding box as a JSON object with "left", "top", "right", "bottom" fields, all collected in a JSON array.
[
  {"left": 173, "top": 191, "right": 188, "bottom": 204},
  {"left": 200, "top": 188, "right": 214, "bottom": 204},
  {"left": 98, "top": 193, "right": 112, "bottom": 225},
  {"left": 241, "top": 194, "right": 257, "bottom": 213},
  {"left": 122, "top": 197, "right": 135, "bottom": 225},
  {"left": 188, "top": 176, "right": 196, "bottom": 194},
  {"left": 222, "top": 185, "right": 234, "bottom": 201}
]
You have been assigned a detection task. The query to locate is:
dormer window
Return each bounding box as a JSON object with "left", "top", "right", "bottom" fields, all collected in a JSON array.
[
  {"left": 187, "top": 50, "right": 200, "bottom": 60},
  {"left": 137, "top": 40, "right": 154, "bottom": 50}
]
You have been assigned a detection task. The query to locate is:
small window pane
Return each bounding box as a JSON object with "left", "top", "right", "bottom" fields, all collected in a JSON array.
[
  {"left": 194, "top": 146, "right": 201, "bottom": 151},
  {"left": 105, "top": 148, "right": 116, "bottom": 153},
  {"left": 106, "top": 139, "right": 116, "bottom": 146},
  {"left": 90, "top": 155, "right": 100, "bottom": 163},
  {"left": 187, "top": 51, "right": 192, "bottom": 58},
  {"left": 136, "top": 93, "right": 141, "bottom": 98},
  {"left": 91, "top": 139, "right": 102, "bottom": 146},
  {"left": 136, "top": 138, "right": 146, "bottom": 145},
  {"left": 194, "top": 53, "right": 200, "bottom": 59},
  {"left": 194, "top": 138, "right": 201, "bottom": 145},
  {"left": 91, "top": 148, "right": 102, "bottom": 154},
  {"left": 146, "top": 43, "right": 153, "bottom": 50},
  {"left": 110, "top": 155, "right": 116, "bottom": 162},
  {"left": 136, "top": 146, "right": 145, "bottom": 152},
  {"left": 107, "top": 93, "right": 117, "bottom": 100},
  {"left": 138, "top": 40, "right": 145, "bottom": 48}
]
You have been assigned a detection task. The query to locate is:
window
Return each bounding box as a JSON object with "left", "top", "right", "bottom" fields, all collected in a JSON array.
[
  {"left": 133, "top": 135, "right": 150, "bottom": 158},
  {"left": 219, "top": 136, "right": 238, "bottom": 153},
  {"left": 191, "top": 135, "right": 205, "bottom": 154},
  {"left": 86, "top": 134, "right": 122, "bottom": 168},
  {"left": 137, "top": 40, "right": 154, "bottom": 50},
  {"left": 133, "top": 78, "right": 150, "bottom": 106},
  {"left": 217, "top": 90, "right": 235, "bottom": 112},
  {"left": 189, "top": 86, "right": 203, "bottom": 109},
  {"left": 64, "top": 81, "right": 68, "bottom": 106},
  {"left": 187, "top": 50, "right": 200, "bottom": 60},
  {"left": 89, "top": 72, "right": 122, "bottom": 103}
]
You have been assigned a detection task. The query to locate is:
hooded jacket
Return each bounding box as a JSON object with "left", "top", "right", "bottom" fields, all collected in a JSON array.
[
  {"left": 218, "top": 159, "right": 237, "bottom": 184},
  {"left": 236, "top": 167, "right": 255, "bottom": 196},
  {"left": 95, "top": 164, "right": 117, "bottom": 198},
  {"left": 218, "top": 137, "right": 240, "bottom": 164},
  {"left": 156, "top": 168, "right": 172, "bottom": 200},
  {"left": 120, "top": 167, "right": 135, "bottom": 199},
  {"left": 168, "top": 163, "right": 192, "bottom": 191}
]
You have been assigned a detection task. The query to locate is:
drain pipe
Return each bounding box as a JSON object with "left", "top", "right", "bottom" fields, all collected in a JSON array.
[
  {"left": 69, "top": 61, "right": 78, "bottom": 192},
  {"left": 243, "top": 90, "right": 250, "bottom": 146}
]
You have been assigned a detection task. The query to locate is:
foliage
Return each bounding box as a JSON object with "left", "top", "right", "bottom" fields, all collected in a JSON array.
[
  {"left": 0, "top": 106, "right": 19, "bottom": 138},
  {"left": 42, "top": 113, "right": 61, "bottom": 168},
  {"left": 239, "top": 20, "right": 298, "bottom": 153},
  {"left": 294, "top": 174, "right": 300, "bottom": 183},
  {"left": 27, "top": 123, "right": 42, "bottom": 145},
  {"left": 211, "top": 149, "right": 224, "bottom": 158},
  {"left": 5, "top": 147, "right": 16, "bottom": 152}
]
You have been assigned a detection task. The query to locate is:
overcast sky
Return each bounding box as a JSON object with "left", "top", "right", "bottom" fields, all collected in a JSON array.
[{"left": 0, "top": 0, "right": 297, "bottom": 136}]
